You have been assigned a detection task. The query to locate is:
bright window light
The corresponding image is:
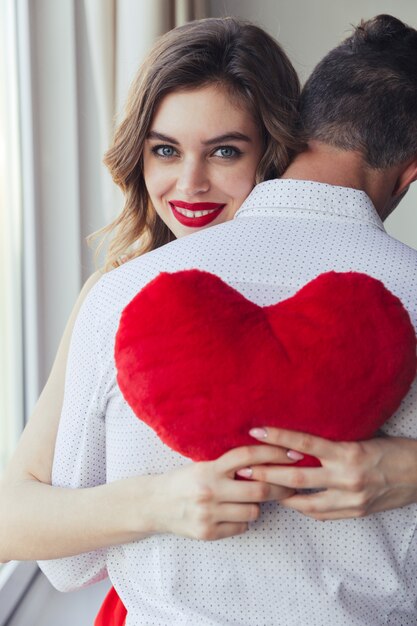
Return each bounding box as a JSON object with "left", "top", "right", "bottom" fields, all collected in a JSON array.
[{"left": 0, "top": 0, "right": 24, "bottom": 474}]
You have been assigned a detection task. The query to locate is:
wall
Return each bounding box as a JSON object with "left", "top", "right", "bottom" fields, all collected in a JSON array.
[{"left": 209, "top": 0, "right": 417, "bottom": 250}]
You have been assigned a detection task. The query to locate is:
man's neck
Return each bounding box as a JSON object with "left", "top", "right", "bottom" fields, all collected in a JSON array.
[{"left": 282, "top": 141, "right": 397, "bottom": 218}]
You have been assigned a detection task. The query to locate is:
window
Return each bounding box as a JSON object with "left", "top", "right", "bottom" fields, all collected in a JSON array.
[
  {"left": 0, "top": 3, "right": 31, "bottom": 621},
  {"left": 0, "top": 0, "right": 24, "bottom": 474}
]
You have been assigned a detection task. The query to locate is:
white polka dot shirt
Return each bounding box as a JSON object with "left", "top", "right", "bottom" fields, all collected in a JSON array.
[{"left": 39, "top": 180, "right": 417, "bottom": 625}]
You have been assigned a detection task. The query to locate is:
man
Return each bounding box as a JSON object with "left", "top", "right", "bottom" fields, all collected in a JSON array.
[{"left": 41, "top": 14, "right": 417, "bottom": 625}]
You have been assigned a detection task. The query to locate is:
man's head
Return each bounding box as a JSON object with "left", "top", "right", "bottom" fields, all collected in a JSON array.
[{"left": 300, "top": 14, "right": 417, "bottom": 170}]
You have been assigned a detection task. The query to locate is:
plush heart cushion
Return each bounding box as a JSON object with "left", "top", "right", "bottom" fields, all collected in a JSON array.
[{"left": 115, "top": 270, "right": 416, "bottom": 466}]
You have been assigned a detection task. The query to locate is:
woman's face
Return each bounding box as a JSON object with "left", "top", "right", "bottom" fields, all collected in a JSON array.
[{"left": 143, "top": 84, "right": 263, "bottom": 238}]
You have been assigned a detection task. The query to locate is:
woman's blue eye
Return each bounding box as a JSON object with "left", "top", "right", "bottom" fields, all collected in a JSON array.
[
  {"left": 214, "top": 146, "right": 241, "bottom": 158},
  {"left": 153, "top": 145, "right": 176, "bottom": 157}
]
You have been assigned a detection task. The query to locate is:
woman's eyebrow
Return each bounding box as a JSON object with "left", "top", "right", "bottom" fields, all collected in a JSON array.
[
  {"left": 202, "top": 132, "right": 252, "bottom": 145},
  {"left": 147, "top": 131, "right": 179, "bottom": 144},
  {"left": 147, "top": 131, "right": 252, "bottom": 145}
]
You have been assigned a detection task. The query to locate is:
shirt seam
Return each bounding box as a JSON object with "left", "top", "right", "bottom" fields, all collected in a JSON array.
[{"left": 236, "top": 207, "right": 384, "bottom": 231}]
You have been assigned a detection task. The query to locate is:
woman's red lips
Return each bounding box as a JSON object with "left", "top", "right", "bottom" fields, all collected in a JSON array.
[
  {"left": 169, "top": 201, "right": 226, "bottom": 228},
  {"left": 170, "top": 201, "right": 225, "bottom": 211}
]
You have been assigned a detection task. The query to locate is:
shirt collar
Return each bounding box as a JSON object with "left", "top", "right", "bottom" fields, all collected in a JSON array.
[{"left": 235, "top": 179, "right": 385, "bottom": 231}]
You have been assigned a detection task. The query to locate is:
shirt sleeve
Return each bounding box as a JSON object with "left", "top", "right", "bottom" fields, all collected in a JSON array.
[{"left": 38, "top": 282, "right": 113, "bottom": 592}]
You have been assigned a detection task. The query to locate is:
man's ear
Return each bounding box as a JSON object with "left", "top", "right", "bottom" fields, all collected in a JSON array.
[{"left": 393, "top": 155, "right": 417, "bottom": 196}]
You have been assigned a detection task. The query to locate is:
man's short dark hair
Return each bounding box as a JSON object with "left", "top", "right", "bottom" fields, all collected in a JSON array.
[{"left": 300, "top": 14, "right": 417, "bottom": 168}]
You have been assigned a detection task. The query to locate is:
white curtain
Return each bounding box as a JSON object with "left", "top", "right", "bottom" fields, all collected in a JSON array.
[
  {"left": 18, "top": 0, "right": 207, "bottom": 396},
  {"left": 83, "top": 0, "right": 208, "bottom": 224}
]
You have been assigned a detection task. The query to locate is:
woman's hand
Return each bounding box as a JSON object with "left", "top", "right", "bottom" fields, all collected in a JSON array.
[
  {"left": 235, "top": 427, "right": 417, "bottom": 521},
  {"left": 147, "top": 444, "right": 296, "bottom": 540}
]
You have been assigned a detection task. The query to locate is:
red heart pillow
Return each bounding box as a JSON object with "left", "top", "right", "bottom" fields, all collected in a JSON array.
[{"left": 115, "top": 270, "right": 416, "bottom": 466}]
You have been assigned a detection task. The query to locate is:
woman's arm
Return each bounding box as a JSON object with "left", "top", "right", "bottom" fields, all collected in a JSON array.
[
  {"left": 0, "top": 271, "right": 122, "bottom": 560},
  {"left": 1, "top": 429, "right": 294, "bottom": 563},
  {"left": 237, "top": 427, "right": 417, "bottom": 520}
]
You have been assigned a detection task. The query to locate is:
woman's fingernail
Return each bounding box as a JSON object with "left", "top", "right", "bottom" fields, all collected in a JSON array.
[
  {"left": 249, "top": 428, "right": 267, "bottom": 439},
  {"left": 286, "top": 449, "right": 304, "bottom": 461},
  {"left": 236, "top": 468, "right": 253, "bottom": 478}
]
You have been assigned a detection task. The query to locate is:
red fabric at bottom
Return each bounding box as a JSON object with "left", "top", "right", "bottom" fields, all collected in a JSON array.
[{"left": 94, "top": 586, "right": 127, "bottom": 626}]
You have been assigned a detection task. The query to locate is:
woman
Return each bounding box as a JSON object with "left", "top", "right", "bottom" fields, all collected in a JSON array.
[{"left": 1, "top": 16, "right": 416, "bottom": 626}]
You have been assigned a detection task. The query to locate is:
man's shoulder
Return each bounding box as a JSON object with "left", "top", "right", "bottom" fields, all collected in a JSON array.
[
  {"left": 83, "top": 255, "right": 162, "bottom": 326},
  {"left": 380, "top": 231, "right": 417, "bottom": 269},
  {"left": 92, "top": 221, "right": 244, "bottom": 307},
  {"left": 81, "top": 229, "right": 224, "bottom": 321}
]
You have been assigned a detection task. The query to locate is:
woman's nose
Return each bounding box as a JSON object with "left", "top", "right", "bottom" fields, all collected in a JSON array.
[{"left": 176, "top": 161, "right": 210, "bottom": 196}]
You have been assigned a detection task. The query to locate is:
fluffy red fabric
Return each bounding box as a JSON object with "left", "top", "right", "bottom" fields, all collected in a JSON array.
[{"left": 115, "top": 270, "right": 416, "bottom": 466}]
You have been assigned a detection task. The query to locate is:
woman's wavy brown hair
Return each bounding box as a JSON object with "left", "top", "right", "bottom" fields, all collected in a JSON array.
[{"left": 94, "top": 17, "right": 302, "bottom": 271}]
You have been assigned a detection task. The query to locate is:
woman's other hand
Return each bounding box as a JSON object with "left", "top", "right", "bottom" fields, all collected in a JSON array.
[
  {"left": 235, "top": 427, "right": 417, "bottom": 520},
  {"left": 145, "top": 444, "right": 296, "bottom": 541}
]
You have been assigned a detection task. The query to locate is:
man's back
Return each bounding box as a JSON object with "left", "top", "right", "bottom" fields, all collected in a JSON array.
[{"left": 43, "top": 179, "right": 417, "bottom": 625}]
